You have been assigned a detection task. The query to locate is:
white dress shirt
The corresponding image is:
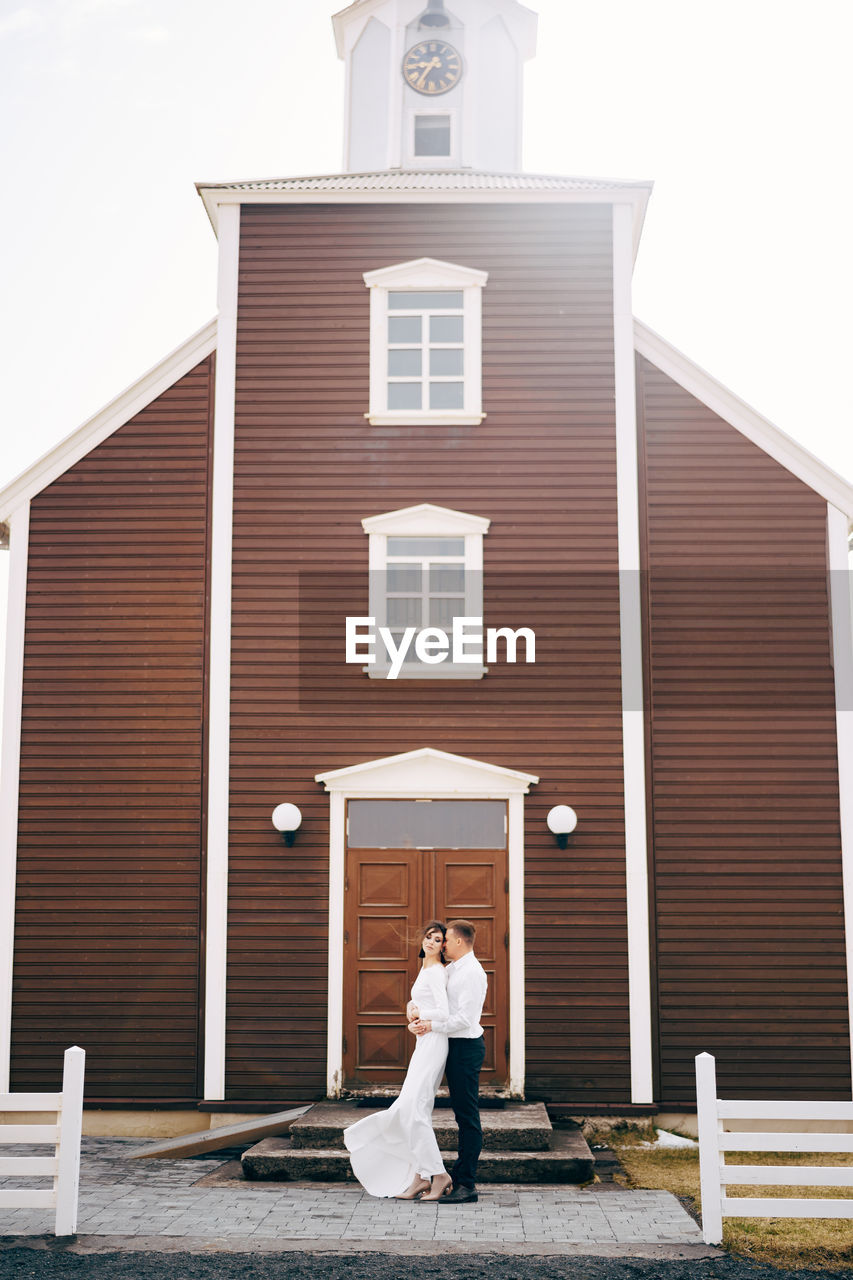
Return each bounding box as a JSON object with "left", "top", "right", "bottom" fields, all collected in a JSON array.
[{"left": 429, "top": 950, "right": 488, "bottom": 1039}]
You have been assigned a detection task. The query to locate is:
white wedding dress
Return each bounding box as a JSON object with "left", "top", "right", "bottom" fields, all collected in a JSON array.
[{"left": 343, "top": 962, "right": 449, "bottom": 1196}]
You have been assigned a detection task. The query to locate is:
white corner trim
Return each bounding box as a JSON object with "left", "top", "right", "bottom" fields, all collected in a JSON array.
[
  {"left": 363, "top": 257, "right": 489, "bottom": 290},
  {"left": 203, "top": 204, "right": 240, "bottom": 1102},
  {"left": 827, "top": 503, "right": 853, "bottom": 1081},
  {"left": 634, "top": 320, "right": 853, "bottom": 519},
  {"left": 362, "top": 503, "right": 491, "bottom": 536},
  {"left": 326, "top": 791, "right": 346, "bottom": 1098},
  {"left": 507, "top": 792, "right": 526, "bottom": 1096},
  {"left": 614, "top": 206, "right": 654, "bottom": 1105},
  {"left": 0, "top": 321, "right": 217, "bottom": 523},
  {"left": 319, "top": 747, "right": 537, "bottom": 1098},
  {"left": 0, "top": 503, "right": 30, "bottom": 1092}
]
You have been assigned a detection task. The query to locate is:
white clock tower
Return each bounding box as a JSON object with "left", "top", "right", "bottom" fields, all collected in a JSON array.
[{"left": 333, "top": 0, "right": 538, "bottom": 172}]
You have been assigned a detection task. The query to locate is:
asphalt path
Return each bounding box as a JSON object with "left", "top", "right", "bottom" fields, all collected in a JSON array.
[{"left": 0, "top": 1249, "right": 847, "bottom": 1280}]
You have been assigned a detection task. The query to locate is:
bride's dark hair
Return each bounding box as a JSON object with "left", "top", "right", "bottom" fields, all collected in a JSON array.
[{"left": 418, "top": 920, "right": 448, "bottom": 963}]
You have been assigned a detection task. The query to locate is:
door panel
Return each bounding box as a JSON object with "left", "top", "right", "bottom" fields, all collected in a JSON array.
[
  {"left": 435, "top": 849, "right": 508, "bottom": 1085},
  {"left": 344, "top": 849, "right": 421, "bottom": 1083},
  {"left": 343, "top": 820, "right": 509, "bottom": 1089}
]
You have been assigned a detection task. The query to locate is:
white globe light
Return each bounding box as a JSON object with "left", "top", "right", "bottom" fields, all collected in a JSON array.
[
  {"left": 271, "top": 803, "right": 303, "bottom": 834},
  {"left": 546, "top": 805, "right": 578, "bottom": 836}
]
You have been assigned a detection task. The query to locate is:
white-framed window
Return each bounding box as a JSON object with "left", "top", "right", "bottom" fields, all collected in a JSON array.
[
  {"left": 409, "top": 110, "right": 455, "bottom": 164},
  {"left": 363, "top": 257, "right": 488, "bottom": 427},
  {"left": 361, "top": 503, "right": 490, "bottom": 679}
]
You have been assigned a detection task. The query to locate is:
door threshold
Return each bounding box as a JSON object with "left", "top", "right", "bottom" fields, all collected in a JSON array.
[{"left": 342, "top": 1084, "right": 513, "bottom": 1108}]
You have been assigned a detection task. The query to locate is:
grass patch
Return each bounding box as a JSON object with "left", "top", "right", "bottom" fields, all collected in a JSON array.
[{"left": 611, "top": 1136, "right": 853, "bottom": 1272}]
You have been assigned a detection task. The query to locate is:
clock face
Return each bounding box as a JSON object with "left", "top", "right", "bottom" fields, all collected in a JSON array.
[{"left": 402, "top": 40, "right": 463, "bottom": 96}]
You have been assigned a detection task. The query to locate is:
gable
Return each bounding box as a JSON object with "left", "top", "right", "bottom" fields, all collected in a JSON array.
[
  {"left": 634, "top": 320, "right": 853, "bottom": 520},
  {"left": 0, "top": 321, "right": 217, "bottom": 522}
]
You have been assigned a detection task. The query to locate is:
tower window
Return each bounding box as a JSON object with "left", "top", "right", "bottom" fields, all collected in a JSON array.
[{"left": 414, "top": 114, "right": 451, "bottom": 157}]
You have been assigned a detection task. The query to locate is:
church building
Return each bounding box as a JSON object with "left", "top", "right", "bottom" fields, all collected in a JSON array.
[{"left": 2, "top": 0, "right": 852, "bottom": 1125}]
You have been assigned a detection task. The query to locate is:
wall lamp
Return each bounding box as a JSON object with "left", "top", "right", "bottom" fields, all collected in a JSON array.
[
  {"left": 547, "top": 805, "right": 578, "bottom": 849},
  {"left": 271, "top": 803, "right": 303, "bottom": 846}
]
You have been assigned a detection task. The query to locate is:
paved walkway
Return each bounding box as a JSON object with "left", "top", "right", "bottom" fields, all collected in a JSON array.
[{"left": 0, "top": 1138, "right": 710, "bottom": 1255}]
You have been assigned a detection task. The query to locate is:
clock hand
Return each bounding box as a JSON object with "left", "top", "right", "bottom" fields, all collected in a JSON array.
[{"left": 416, "top": 57, "right": 441, "bottom": 89}]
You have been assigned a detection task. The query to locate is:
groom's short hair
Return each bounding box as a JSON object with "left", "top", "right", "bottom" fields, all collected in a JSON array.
[{"left": 447, "top": 919, "right": 476, "bottom": 946}]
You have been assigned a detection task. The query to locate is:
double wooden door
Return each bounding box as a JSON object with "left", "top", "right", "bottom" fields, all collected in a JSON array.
[{"left": 343, "top": 845, "right": 508, "bottom": 1089}]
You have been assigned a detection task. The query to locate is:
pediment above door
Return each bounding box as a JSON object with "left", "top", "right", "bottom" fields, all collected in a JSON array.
[{"left": 315, "top": 747, "right": 538, "bottom": 796}]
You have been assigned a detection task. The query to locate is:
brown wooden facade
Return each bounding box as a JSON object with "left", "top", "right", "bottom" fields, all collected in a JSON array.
[
  {"left": 10, "top": 357, "right": 214, "bottom": 1100},
  {"left": 226, "top": 201, "right": 630, "bottom": 1104},
  {"left": 5, "top": 199, "right": 850, "bottom": 1109},
  {"left": 637, "top": 357, "right": 850, "bottom": 1101}
]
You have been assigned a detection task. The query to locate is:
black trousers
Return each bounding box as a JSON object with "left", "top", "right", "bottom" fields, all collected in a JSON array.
[{"left": 445, "top": 1035, "right": 485, "bottom": 1187}]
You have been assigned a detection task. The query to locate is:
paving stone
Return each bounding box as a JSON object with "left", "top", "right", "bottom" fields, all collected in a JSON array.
[{"left": 0, "top": 1137, "right": 705, "bottom": 1248}]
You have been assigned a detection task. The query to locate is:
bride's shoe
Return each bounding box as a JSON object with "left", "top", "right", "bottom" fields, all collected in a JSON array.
[
  {"left": 395, "top": 1176, "right": 430, "bottom": 1200},
  {"left": 418, "top": 1173, "right": 453, "bottom": 1201}
]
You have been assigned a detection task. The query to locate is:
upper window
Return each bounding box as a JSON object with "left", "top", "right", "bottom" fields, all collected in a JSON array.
[
  {"left": 363, "top": 258, "right": 488, "bottom": 427},
  {"left": 387, "top": 290, "right": 464, "bottom": 411}
]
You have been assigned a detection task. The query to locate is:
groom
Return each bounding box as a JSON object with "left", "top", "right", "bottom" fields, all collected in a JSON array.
[{"left": 410, "top": 919, "right": 488, "bottom": 1204}]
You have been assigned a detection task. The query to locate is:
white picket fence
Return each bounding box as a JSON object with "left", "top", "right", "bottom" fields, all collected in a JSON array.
[
  {"left": 696, "top": 1052, "right": 853, "bottom": 1244},
  {"left": 0, "top": 1046, "right": 85, "bottom": 1236}
]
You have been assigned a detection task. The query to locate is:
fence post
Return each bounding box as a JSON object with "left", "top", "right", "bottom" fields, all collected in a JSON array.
[
  {"left": 54, "top": 1046, "right": 85, "bottom": 1236},
  {"left": 695, "top": 1052, "right": 723, "bottom": 1244}
]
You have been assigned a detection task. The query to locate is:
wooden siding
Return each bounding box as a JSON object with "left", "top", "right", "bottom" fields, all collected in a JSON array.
[
  {"left": 11, "top": 357, "right": 213, "bottom": 1100},
  {"left": 637, "top": 355, "right": 850, "bottom": 1102},
  {"left": 228, "top": 201, "right": 630, "bottom": 1103}
]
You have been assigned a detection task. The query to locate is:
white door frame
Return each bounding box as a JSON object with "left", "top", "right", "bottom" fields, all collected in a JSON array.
[{"left": 315, "top": 748, "right": 539, "bottom": 1099}]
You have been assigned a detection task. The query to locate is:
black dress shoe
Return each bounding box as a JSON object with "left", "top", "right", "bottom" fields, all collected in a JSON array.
[{"left": 438, "top": 1183, "right": 478, "bottom": 1204}]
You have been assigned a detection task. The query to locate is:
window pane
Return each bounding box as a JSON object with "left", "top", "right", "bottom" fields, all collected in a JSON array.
[
  {"left": 429, "top": 381, "right": 465, "bottom": 410},
  {"left": 348, "top": 800, "right": 507, "bottom": 850},
  {"left": 387, "top": 597, "right": 423, "bottom": 628},
  {"left": 430, "top": 315, "right": 464, "bottom": 343},
  {"left": 389, "top": 315, "right": 422, "bottom": 343},
  {"left": 388, "top": 349, "right": 422, "bottom": 376},
  {"left": 386, "top": 564, "right": 422, "bottom": 592},
  {"left": 430, "top": 348, "right": 464, "bottom": 377},
  {"left": 387, "top": 537, "right": 465, "bottom": 556},
  {"left": 388, "top": 382, "right": 423, "bottom": 410},
  {"left": 428, "top": 597, "right": 465, "bottom": 630},
  {"left": 414, "top": 115, "right": 451, "bottom": 157},
  {"left": 429, "top": 565, "right": 466, "bottom": 593},
  {"left": 389, "top": 291, "right": 464, "bottom": 310}
]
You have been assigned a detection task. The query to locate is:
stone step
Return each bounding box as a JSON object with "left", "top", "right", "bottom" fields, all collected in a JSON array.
[
  {"left": 289, "top": 1102, "right": 552, "bottom": 1152},
  {"left": 242, "top": 1128, "right": 594, "bottom": 1185}
]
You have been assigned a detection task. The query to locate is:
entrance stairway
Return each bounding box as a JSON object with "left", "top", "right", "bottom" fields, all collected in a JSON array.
[{"left": 241, "top": 1101, "right": 594, "bottom": 1183}]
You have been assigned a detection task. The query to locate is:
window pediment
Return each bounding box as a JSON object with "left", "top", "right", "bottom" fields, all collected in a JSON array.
[
  {"left": 361, "top": 502, "right": 490, "bottom": 537},
  {"left": 363, "top": 257, "right": 488, "bottom": 291}
]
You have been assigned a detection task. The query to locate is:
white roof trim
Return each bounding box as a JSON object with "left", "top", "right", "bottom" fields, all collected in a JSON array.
[
  {"left": 634, "top": 319, "right": 853, "bottom": 520},
  {"left": 362, "top": 502, "right": 491, "bottom": 536},
  {"left": 0, "top": 320, "right": 217, "bottom": 521},
  {"left": 315, "top": 746, "right": 539, "bottom": 794},
  {"left": 363, "top": 256, "right": 488, "bottom": 290},
  {"left": 195, "top": 175, "right": 652, "bottom": 261}
]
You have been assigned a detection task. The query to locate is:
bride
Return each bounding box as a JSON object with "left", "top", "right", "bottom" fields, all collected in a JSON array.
[{"left": 343, "top": 921, "right": 453, "bottom": 1201}]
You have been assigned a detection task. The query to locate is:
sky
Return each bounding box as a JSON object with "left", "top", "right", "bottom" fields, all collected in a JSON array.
[{"left": 1, "top": 0, "right": 853, "bottom": 666}]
